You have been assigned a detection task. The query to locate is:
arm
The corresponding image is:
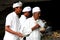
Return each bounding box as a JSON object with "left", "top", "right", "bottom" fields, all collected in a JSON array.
[
  {"left": 32, "top": 24, "right": 40, "bottom": 31},
  {"left": 5, "top": 25, "right": 23, "bottom": 37},
  {"left": 5, "top": 15, "right": 23, "bottom": 37},
  {"left": 22, "top": 19, "right": 40, "bottom": 36}
]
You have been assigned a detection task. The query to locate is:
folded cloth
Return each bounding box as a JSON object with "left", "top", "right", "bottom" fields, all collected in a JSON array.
[{"left": 23, "top": 28, "right": 32, "bottom": 37}]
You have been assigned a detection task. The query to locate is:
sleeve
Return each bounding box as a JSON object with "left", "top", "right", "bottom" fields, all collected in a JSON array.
[{"left": 5, "top": 15, "right": 12, "bottom": 27}]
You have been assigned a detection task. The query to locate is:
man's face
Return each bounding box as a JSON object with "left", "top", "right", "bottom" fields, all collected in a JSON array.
[
  {"left": 33, "top": 12, "right": 41, "bottom": 20},
  {"left": 25, "top": 12, "right": 30, "bottom": 17},
  {"left": 15, "top": 7, "right": 22, "bottom": 14}
]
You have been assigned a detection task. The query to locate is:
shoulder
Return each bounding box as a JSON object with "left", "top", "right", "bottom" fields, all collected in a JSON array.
[
  {"left": 20, "top": 15, "right": 26, "bottom": 19},
  {"left": 6, "top": 12, "right": 14, "bottom": 20},
  {"left": 19, "top": 15, "right": 26, "bottom": 21},
  {"left": 26, "top": 17, "right": 32, "bottom": 22},
  {"left": 6, "top": 12, "right": 12, "bottom": 18}
]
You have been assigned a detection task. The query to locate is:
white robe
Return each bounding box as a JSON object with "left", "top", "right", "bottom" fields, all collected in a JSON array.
[
  {"left": 3, "top": 12, "right": 20, "bottom": 40},
  {"left": 19, "top": 15, "right": 27, "bottom": 40},
  {"left": 25, "top": 17, "right": 41, "bottom": 40},
  {"left": 19, "top": 15, "right": 27, "bottom": 27},
  {"left": 19, "top": 16, "right": 45, "bottom": 40}
]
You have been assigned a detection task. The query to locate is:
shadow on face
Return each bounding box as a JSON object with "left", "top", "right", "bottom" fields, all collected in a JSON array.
[
  {"left": 15, "top": 7, "right": 22, "bottom": 14},
  {"left": 24, "top": 12, "right": 30, "bottom": 17}
]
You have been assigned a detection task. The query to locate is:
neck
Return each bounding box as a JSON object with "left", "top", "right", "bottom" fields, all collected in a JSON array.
[
  {"left": 33, "top": 16, "right": 38, "bottom": 20},
  {"left": 24, "top": 14, "right": 27, "bottom": 17},
  {"left": 14, "top": 11, "right": 18, "bottom": 15}
]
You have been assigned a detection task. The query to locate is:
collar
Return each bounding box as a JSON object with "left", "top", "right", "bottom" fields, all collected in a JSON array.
[{"left": 31, "top": 16, "right": 39, "bottom": 21}]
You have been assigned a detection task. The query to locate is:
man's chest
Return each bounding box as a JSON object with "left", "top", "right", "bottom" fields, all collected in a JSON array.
[{"left": 29, "top": 19, "right": 37, "bottom": 28}]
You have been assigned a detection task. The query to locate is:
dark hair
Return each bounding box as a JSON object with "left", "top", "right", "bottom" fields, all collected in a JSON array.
[{"left": 13, "top": 7, "right": 18, "bottom": 11}]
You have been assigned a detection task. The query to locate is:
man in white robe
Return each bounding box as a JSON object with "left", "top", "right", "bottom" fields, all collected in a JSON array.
[
  {"left": 19, "top": 6, "right": 31, "bottom": 40},
  {"left": 20, "top": 7, "right": 45, "bottom": 40},
  {"left": 3, "top": 1, "right": 23, "bottom": 40}
]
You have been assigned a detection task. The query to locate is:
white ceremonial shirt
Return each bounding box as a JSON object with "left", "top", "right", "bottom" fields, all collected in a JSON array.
[
  {"left": 19, "top": 15, "right": 27, "bottom": 40},
  {"left": 19, "top": 15, "right": 27, "bottom": 27},
  {"left": 3, "top": 12, "right": 20, "bottom": 40},
  {"left": 19, "top": 16, "right": 45, "bottom": 40}
]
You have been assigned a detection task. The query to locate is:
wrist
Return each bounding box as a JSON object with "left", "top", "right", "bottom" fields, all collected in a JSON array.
[{"left": 15, "top": 32, "right": 18, "bottom": 35}]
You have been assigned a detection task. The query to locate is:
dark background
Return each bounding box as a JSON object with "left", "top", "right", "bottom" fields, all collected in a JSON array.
[{"left": 0, "top": 1, "right": 59, "bottom": 40}]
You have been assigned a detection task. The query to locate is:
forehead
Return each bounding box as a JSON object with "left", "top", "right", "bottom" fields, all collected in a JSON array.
[
  {"left": 34, "top": 12, "right": 40, "bottom": 13},
  {"left": 24, "top": 11, "right": 30, "bottom": 13},
  {"left": 34, "top": 12, "right": 40, "bottom": 15}
]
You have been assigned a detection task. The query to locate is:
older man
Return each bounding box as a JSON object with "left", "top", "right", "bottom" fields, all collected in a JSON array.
[
  {"left": 3, "top": 1, "right": 23, "bottom": 40},
  {"left": 24, "top": 7, "right": 45, "bottom": 40}
]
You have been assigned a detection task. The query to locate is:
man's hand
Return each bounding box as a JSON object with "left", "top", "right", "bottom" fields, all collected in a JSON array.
[
  {"left": 32, "top": 24, "right": 40, "bottom": 31},
  {"left": 16, "top": 32, "right": 24, "bottom": 38},
  {"left": 35, "top": 24, "right": 40, "bottom": 28},
  {"left": 5, "top": 26, "right": 24, "bottom": 38}
]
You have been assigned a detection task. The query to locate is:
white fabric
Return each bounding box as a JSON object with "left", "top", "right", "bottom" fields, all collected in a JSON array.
[
  {"left": 36, "top": 19, "right": 46, "bottom": 31},
  {"left": 19, "top": 15, "right": 26, "bottom": 26},
  {"left": 19, "top": 15, "right": 32, "bottom": 40},
  {"left": 36, "top": 19, "right": 45, "bottom": 28},
  {"left": 3, "top": 12, "right": 20, "bottom": 40},
  {"left": 19, "top": 15, "right": 27, "bottom": 37},
  {"left": 19, "top": 16, "right": 45, "bottom": 40},
  {"left": 23, "top": 16, "right": 42, "bottom": 40},
  {"left": 13, "top": 1, "right": 22, "bottom": 8},
  {"left": 19, "top": 15, "right": 27, "bottom": 40},
  {"left": 22, "top": 6, "right": 31, "bottom": 12},
  {"left": 32, "top": 7, "right": 41, "bottom": 13}
]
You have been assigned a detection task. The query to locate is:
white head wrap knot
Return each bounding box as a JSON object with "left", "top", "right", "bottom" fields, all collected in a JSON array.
[
  {"left": 13, "top": 1, "right": 22, "bottom": 8},
  {"left": 22, "top": 6, "right": 31, "bottom": 12},
  {"left": 32, "top": 7, "right": 41, "bottom": 13}
]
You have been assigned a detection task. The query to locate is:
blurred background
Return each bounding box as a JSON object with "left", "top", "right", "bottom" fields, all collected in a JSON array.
[{"left": 0, "top": 0, "right": 59, "bottom": 40}]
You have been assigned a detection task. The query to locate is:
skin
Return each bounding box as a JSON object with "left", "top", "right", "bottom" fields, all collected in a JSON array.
[
  {"left": 33, "top": 12, "right": 40, "bottom": 20},
  {"left": 15, "top": 7, "right": 22, "bottom": 15},
  {"left": 23, "top": 11, "right": 30, "bottom": 18},
  {"left": 5, "top": 6, "right": 23, "bottom": 38}
]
